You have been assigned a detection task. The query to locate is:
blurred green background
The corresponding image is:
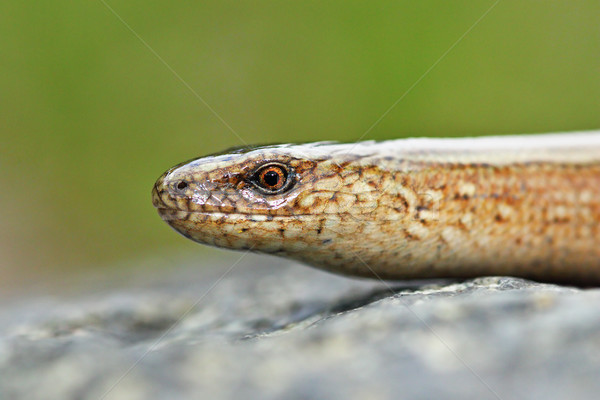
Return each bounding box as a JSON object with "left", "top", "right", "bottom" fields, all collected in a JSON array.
[{"left": 1, "top": 1, "right": 598, "bottom": 292}]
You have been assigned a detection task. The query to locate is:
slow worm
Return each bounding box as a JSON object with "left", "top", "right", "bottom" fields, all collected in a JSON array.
[{"left": 152, "top": 131, "right": 600, "bottom": 285}]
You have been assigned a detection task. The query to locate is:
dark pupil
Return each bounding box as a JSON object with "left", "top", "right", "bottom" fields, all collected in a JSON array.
[
  {"left": 263, "top": 170, "right": 280, "bottom": 187},
  {"left": 176, "top": 181, "right": 188, "bottom": 190}
]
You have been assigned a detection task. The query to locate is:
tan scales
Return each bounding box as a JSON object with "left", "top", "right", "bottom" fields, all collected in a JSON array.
[{"left": 152, "top": 131, "right": 600, "bottom": 285}]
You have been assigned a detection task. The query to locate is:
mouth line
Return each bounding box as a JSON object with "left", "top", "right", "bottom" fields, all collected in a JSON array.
[{"left": 155, "top": 207, "right": 321, "bottom": 218}]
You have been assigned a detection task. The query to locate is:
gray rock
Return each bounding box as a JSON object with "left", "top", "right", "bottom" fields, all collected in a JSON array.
[{"left": 1, "top": 253, "right": 600, "bottom": 400}]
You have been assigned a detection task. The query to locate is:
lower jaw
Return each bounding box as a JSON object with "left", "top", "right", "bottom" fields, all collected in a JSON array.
[{"left": 156, "top": 208, "right": 190, "bottom": 222}]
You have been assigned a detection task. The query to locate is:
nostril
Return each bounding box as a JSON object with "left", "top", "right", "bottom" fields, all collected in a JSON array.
[{"left": 176, "top": 181, "right": 189, "bottom": 191}]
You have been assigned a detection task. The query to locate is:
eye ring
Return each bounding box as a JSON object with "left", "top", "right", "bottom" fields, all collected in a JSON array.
[
  {"left": 176, "top": 181, "right": 189, "bottom": 191},
  {"left": 251, "top": 163, "right": 294, "bottom": 194}
]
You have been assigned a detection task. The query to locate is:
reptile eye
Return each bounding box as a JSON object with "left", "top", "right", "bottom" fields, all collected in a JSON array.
[
  {"left": 252, "top": 163, "right": 292, "bottom": 193},
  {"left": 176, "top": 181, "right": 188, "bottom": 191}
]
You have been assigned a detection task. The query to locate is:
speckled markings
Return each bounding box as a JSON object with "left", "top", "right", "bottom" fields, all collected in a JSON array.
[{"left": 153, "top": 131, "right": 600, "bottom": 285}]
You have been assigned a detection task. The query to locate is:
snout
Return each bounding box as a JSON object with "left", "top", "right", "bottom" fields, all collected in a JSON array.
[{"left": 151, "top": 173, "right": 168, "bottom": 209}]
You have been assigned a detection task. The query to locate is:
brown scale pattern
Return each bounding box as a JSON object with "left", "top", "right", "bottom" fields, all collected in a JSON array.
[{"left": 152, "top": 134, "right": 600, "bottom": 285}]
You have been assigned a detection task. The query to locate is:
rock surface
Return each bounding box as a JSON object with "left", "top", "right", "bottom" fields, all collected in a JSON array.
[{"left": 1, "top": 253, "right": 600, "bottom": 400}]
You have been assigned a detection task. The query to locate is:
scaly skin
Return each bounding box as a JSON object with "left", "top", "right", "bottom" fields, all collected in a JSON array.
[{"left": 152, "top": 131, "right": 600, "bottom": 285}]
